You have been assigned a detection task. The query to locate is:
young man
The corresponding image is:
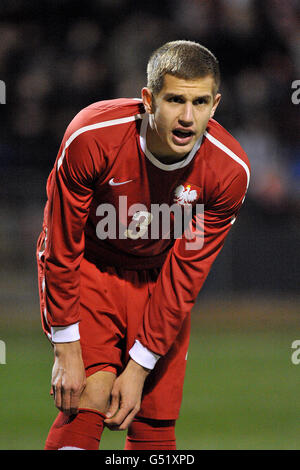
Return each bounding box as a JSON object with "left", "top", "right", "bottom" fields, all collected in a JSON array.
[{"left": 37, "top": 40, "right": 250, "bottom": 450}]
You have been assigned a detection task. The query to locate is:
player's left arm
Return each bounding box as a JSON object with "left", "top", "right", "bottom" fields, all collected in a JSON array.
[{"left": 131, "top": 166, "right": 249, "bottom": 363}]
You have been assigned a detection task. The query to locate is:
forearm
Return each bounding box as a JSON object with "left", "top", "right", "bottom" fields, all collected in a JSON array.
[{"left": 52, "top": 340, "right": 86, "bottom": 415}]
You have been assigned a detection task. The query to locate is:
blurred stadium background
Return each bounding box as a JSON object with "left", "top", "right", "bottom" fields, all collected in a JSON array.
[{"left": 0, "top": 0, "right": 299, "bottom": 450}]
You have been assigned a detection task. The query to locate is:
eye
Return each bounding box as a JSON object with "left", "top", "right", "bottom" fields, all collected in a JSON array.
[
  {"left": 167, "top": 96, "right": 184, "bottom": 104},
  {"left": 194, "top": 97, "right": 209, "bottom": 105}
]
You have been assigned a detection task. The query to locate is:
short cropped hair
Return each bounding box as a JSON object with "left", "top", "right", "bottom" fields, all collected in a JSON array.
[{"left": 147, "top": 40, "right": 220, "bottom": 95}]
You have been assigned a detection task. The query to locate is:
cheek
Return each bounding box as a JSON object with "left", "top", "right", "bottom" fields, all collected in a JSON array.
[
  {"left": 196, "top": 111, "right": 212, "bottom": 133},
  {"left": 155, "top": 111, "right": 172, "bottom": 135}
]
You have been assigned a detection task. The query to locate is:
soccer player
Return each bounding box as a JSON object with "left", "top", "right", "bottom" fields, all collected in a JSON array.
[{"left": 36, "top": 40, "right": 250, "bottom": 450}]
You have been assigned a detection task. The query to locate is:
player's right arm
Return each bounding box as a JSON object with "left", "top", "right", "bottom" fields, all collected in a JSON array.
[
  {"left": 51, "top": 340, "right": 86, "bottom": 416},
  {"left": 42, "top": 119, "right": 104, "bottom": 414}
]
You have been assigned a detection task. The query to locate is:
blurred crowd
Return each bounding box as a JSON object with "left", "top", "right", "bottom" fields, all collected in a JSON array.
[
  {"left": 0, "top": 0, "right": 300, "bottom": 298},
  {"left": 0, "top": 0, "right": 299, "bottom": 212}
]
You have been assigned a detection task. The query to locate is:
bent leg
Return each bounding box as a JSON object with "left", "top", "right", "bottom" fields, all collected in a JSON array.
[
  {"left": 45, "top": 408, "right": 106, "bottom": 450},
  {"left": 45, "top": 370, "right": 115, "bottom": 450}
]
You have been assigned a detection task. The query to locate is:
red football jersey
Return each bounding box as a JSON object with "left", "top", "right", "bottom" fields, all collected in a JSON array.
[{"left": 38, "top": 98, "right": 250, "bottom": 357}]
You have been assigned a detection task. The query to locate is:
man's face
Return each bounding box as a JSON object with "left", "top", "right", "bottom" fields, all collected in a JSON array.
[{"left": 142, "top": 73, "right": 221, "bottom": 163}]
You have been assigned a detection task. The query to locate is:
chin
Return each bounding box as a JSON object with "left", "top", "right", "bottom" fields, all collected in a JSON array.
[
  {"left": 171, "top": 143, "right": 194, "bottom": 157},
  {"left": 169, "top": 135, "right": 198, "bottom": 154}
]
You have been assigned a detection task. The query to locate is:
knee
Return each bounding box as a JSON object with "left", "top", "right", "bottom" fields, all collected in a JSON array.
[{"left": 79, "top": 370, "right": 115, "bottom": 414}]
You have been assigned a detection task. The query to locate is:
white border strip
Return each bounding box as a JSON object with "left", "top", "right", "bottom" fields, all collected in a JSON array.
[
  {"left": 51, "top": 322, "right": 80, "bottom": 343},
  {"left": 204, "top": 131, "right": 250, "bottom": 189},
  {"left": 129, "top": 339, "right": 161, "bottom": 370},
  {"left": 57, "top": 113, "right": 143, "bottom": 170}
]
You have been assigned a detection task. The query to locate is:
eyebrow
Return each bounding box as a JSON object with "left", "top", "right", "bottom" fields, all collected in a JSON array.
[{"left": 164, "top": 92, "right": 212, "bottom": 102}]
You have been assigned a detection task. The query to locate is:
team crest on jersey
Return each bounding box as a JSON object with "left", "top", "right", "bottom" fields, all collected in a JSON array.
[{"left": 174, "top": 184, "right": 198, "bottom": 206}]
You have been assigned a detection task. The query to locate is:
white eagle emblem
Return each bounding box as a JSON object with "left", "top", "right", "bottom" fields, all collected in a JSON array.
[{"left": 174, "top": 184, "right": 198, "bottom": 205}]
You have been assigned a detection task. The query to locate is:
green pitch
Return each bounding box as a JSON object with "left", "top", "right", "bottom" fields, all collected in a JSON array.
[{"left": 1, "top": 296, "right": 300, "bottom": 450}]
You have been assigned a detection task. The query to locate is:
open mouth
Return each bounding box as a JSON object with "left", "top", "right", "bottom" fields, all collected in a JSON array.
[{"left": 172, "top": 128, "right": 195, "bottom": 145}]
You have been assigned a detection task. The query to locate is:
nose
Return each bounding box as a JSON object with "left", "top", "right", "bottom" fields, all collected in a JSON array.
[{"left": 179, "top": 103, "right": 194, "bottom": 126}]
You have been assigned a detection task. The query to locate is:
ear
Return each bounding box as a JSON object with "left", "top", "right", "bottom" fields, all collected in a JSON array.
[
  {"left": 141, "top": 87, "right": 154, "bottom": 114},
  {"left": 210, "top": 93, "right": 221, "bottom": 119}
]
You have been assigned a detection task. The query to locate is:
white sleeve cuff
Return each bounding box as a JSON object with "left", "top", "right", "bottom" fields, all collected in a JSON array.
[
  {"left": 51, "top": 322, "right": 80, "bottom": 343},
  {"left": 129, "top": 340, "right": 161, "bottom": 370}
]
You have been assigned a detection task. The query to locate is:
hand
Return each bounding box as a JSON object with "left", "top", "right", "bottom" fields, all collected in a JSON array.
[
  {"left": 51, "top": 340, "right": 86, "bottom": 415},
  {"left": 104, "top": 359, "right": 150, "bottom": 430}
]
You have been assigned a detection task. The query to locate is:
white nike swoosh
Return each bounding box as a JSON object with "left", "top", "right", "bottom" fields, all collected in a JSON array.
[{"left": 109, "top": 178, "right": 133, "bottom": 186}]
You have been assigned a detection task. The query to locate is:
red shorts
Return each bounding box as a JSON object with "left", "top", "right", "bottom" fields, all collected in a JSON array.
[{"left": 37, "top": 253, "right": 190, "bottom": 420}]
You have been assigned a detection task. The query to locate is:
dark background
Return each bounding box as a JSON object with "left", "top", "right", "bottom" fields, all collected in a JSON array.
[
  {"left": 0, "top": 0, "right": 299, "bottom": 295},
  {"left": 0, "top": 0, "right": 299, "bottom": 450}
]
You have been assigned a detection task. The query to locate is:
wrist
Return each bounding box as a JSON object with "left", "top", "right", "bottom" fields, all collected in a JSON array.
[
  {"left": 127, "top": 358, "right": 151, "bottom": 378},
  {"left": 53, "top": 340, "right": 82, "bottom": 357}
]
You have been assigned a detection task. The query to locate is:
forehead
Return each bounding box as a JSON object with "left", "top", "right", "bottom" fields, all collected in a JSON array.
[{"left": 160, "top": 73, "right": 215, "bottom": 97}]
